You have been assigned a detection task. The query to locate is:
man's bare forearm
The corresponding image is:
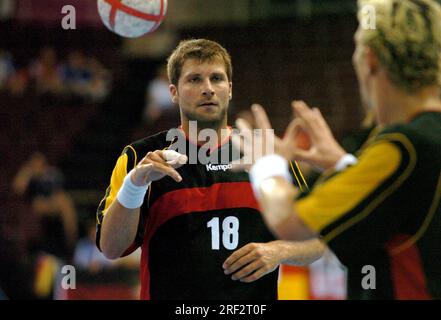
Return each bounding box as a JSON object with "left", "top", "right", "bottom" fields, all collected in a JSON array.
[
  {"left": 100, "top": 200, "right": 140, "bottom": 259},
  {"left": 258, "top": 177, "right": 316, "bottom": 241},
  {"left": 99, "top": 150, "right": 187, "bottom": 259},
  {"left": 275, "top": 239, "right": 325, "bottom": 266}
]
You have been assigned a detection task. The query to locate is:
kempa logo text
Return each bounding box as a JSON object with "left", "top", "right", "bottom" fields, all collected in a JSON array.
[{"left": 206, "top": 163, "right": 232, "bottom": 172}]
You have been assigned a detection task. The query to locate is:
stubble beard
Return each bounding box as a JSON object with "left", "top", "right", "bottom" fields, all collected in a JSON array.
[{"left": 182, "top": 105, "right": 228, "bottom": 130}]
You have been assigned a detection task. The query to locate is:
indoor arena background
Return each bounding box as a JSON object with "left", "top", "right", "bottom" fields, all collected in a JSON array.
[{"left": 0, "top": 0, "right": 386, "bottom": 300}]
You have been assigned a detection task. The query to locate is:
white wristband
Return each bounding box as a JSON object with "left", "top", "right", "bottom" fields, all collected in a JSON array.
[
  {"left": 249, "top": 154, "right": 292, "bottom": 196},
  {"left": 116, "top": 170, "right": 150, "bottom": 209},
  {"left": 334, "top": 153, "right": 358, "bottom": 172}
]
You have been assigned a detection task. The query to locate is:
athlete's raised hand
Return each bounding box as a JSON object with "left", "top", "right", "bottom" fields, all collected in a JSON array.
[
  {"left": 287, "top": 101, "right": 346, "bottom": 171},
  {"left": 131, "top": 150, "right": 188, "bottom": 186},
  {"left": 231, "top": 104, "right": 278, "bottom": 171}
]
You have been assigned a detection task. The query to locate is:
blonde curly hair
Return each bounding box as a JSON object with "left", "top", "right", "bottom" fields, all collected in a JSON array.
[{"left": 357, "top": 0, "right": 441, "bottom": 92}]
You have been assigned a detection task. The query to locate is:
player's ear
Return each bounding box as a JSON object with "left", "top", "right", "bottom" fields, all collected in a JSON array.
[
  {"left": 229, "top": 82, "right": 233, "bottom": 100},
  {"left": 170, "top": 84, "right": 179, "bottom": 104}
]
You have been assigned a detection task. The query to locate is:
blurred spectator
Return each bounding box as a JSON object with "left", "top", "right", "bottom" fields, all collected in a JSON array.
[
  {"left": 61, "top": 51, "right": 111, "bottom": 102},
  {"left": 29, "top": 47, "right": 64, "bottom": 96},
  {"left": 61, "top": 50, "right": 92, "bottom": 99},
  {"left": 0, "top": 49, "right": 15, "bottom": 90},
  {"left": 144, "top": 64, "right": 176, "bottom": 124},
  {"left": 12, "top": 152, "right": 78, "bottom": 261},
  {"left": 68, "top": 217, "right": 140, "bottom": 300},
  {"left": 7, "top": 68, "right": 30, "bottom": 96},
  {"left": 74, "top": 217, "right": 140, "bottom": 273},
  {"left": 73, "top": 218, "right": 113, "bottom": 273},
  {"left": 86, "top": 56, "right": 111, "bottom": 102}
]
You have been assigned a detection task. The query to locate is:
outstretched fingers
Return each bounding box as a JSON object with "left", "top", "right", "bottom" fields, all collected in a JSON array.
[
  {"left": 291, "top": 101, "right": 323, "bottom": 141},
  {"left": 152, "top": 161, "right": 183, "bottom": 182},
  {"left": 143, "top": 151, "right": 183, "bottom": 182},
  {"left": 251, "top": 104, "right": 272, "bottom": 130}
]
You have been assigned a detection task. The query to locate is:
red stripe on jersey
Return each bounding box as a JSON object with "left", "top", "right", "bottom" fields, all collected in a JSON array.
[
  {"left": 152, "top": 181, "right": 258, "bottom": 216},
  {"left": 385, "top": 235, "right": 431, "bottom": 299},
  {"left": 139, "top": 181, "right": 260, "bottom": 300}
]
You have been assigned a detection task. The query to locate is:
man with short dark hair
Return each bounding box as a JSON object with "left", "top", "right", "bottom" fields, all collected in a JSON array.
[{"left": 97, "top": 39, "right": 324, "bottom": 300}]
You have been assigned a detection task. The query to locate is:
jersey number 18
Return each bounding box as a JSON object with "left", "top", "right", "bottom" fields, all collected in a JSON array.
[{"left": 207, "top": 216, "right": 239, "bottom": 250}]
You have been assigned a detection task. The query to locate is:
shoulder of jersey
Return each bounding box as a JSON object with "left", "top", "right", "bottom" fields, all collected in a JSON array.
[{"left": 127, "top": 130, "right": 171, "bottom": 157}]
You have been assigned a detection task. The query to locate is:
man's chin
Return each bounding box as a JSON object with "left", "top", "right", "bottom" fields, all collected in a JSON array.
[
  {"left": 185, "top": 110, "right": 226, "bottom": 127},
  {"left": 192, "top": 117, "right": 223, "bottom": 129},
  {"left": 197, "top": 112, "right": 222, "bottom": 121}
]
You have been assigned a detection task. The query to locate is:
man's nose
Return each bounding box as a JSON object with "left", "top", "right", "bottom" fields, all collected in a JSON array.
[{"left": 201, "top": 79, "right": 214, "bottom": 96}]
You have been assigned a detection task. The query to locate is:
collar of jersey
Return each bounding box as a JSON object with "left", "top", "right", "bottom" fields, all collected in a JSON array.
[{"left": 177, "top": 125, "right": 233, "bottom": 152}]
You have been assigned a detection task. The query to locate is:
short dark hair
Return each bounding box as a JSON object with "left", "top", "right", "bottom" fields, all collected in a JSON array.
[{"left": 167, "top": 39, "right": 233, "bottom": 86}]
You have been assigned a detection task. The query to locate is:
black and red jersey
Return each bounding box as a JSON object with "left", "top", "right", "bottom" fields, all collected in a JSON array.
[
  {"left": 96, "top": 128, "right": 308, "bottom": 299},
  {"left": 296, "top": 111, "right": 441, "bottom": 299}
]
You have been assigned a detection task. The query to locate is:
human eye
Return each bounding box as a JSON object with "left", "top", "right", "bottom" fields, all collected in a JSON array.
[
  {"left": 189, "top": 76, "right": 200, "bottom": 83},
  {"left": 211, "top": 74, "right": 225, "bottom": 82}
]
